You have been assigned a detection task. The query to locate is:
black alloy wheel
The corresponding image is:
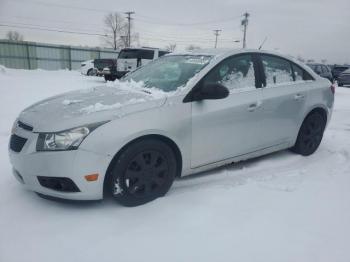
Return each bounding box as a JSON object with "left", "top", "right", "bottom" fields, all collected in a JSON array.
[
  {"left": 109, "top": 139, "right": 177, "bottom": 206},
  {"left": 292, "top": 112, "right": 326, "bottom": 156}
]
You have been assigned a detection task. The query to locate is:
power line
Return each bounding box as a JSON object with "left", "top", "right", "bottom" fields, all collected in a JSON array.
[
  {"left": 136, "top": 14, "right": 243, "bottom": 26},
  {"left": 8, "top": 0, "right": 243, "bottom": 28},
  {"left": 1, "top": 15, "right": 105, "bottom": 31},
  {"left": 8, "top": 0, "right": 113, "bottom": 13},
  {"left": 0, "top": 23, "right": 107, "bottom": 37}
]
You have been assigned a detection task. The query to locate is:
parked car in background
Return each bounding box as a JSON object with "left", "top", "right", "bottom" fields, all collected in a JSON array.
[
  {"left": 307, "top": 63, "right": 333, "bottom": 82},
  {"left": 332, "top": 65, "right": 350, "bottom": 81},
  {"left": 94, "top": 59, "right": 117, "bottom": 77},
  {"left": 102, "top": 47, "right": 170, "bottom": 81},
  {"left": 337, "top": 68, "right": 350, "bottom": 86},
  {"left": 80, "top": 60, "right": 95, "bottom": 76},
  {"left": 9, "top": 49, "right": 334, "bottom": 206}
]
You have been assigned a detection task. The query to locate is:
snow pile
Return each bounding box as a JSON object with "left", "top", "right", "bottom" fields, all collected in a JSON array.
[{"left": 0, "top": 65, "right": 6, "bottom": 74}]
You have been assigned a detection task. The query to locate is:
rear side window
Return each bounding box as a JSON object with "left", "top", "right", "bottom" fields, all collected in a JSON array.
[
  {"left": 118, "top": 50, "right": 138, "bottom": 59},
  {"left": 261, "top": 55, "right": 294, "bottom": 86},
  {"left": 139, "top": 50, "right": 154, "bottom": 60},
  {"left": 203, "top": 54, "right": 256, "bottom": 90},
  {"left": 292, "top": 63, "right": 314, "bottom": 81},
  {"left": 159, "top": 51, "right": 169, "bottom": 57}
]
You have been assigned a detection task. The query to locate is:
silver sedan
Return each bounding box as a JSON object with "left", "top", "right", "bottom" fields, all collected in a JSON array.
[{"left": 9, "top": 49, "right": 334, "bottom": 206}]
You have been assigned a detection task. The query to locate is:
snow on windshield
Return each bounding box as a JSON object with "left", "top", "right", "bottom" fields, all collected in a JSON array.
[{"left": 122, "top": 55, "right": 212, "bottom": 93}]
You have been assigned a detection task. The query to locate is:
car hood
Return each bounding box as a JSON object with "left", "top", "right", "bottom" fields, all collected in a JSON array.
[{"left": 18, "top": 86, "right": 167, "bottom": 132}]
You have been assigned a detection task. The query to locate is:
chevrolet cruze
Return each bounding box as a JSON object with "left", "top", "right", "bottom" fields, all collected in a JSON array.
[{"left": 9, "top": 49, "right": 334, "bottom": 206}]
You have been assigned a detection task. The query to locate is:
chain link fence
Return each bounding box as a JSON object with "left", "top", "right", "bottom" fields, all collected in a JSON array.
[{"left": 0, "top": 40, "right": 119, "bottom": 70}]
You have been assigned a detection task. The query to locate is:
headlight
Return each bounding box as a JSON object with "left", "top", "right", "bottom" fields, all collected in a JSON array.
[{"left": 36, "top": 122, "right": 107, "bottom": 151}]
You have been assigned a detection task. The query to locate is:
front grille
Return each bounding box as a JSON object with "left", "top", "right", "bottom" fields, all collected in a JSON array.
[
  {"left": 18, "top": 121, "right": 33, "bottom": 131},
  {"left": 9, "top": 134, "right": 27, "bottom": 152}
]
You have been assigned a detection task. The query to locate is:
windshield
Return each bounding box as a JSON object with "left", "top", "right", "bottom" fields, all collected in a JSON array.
[{"left": 122, "top": 55, "right": 212, "bottom": 92}]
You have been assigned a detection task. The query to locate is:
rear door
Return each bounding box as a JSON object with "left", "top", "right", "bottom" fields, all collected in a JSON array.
[
  {"left": 191, "top": 53, "right": 264, "bottom": 168},
  {"left": 258, "top": 54, "right": 311, "bottom": 147}
]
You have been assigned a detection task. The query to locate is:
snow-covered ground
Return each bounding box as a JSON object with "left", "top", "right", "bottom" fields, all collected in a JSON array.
[{"left": 1, "top": 68, "right": 350, "bottom": 262}]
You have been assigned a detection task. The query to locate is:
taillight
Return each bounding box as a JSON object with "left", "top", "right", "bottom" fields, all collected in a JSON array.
[{"left": 330, "top": 84, "right": 335, "bottom": 94}]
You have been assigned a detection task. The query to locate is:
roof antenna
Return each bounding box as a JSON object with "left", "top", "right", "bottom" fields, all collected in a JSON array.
[{"left": 258, "top": 37, "right": 268, "bottom": 50}]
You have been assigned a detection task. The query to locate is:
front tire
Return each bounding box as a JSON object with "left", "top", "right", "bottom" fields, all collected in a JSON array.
[
  {"left": 109, "top": 139, "right": 177, "bottom": 206},
  {"left": 292, "top": 112, "right": 326, "bottom": 156}
]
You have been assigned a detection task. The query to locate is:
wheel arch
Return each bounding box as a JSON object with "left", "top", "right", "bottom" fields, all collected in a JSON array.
[
  {"left": 103, "top": 134, "right": 183, "bottom": 196},
  {"left": 304, "top": 106, "right": 328, "bottom": 123},
  {"left": 292, "top": 106, "right": 328, "bottom": 145}
]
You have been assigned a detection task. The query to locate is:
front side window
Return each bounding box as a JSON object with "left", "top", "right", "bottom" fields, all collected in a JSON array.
[
  {"left": 202, "top": 54, "right": 256, "bottom": 90},
  {"left": 261, "top": 55, "right": 294, "bottom": 86},
  {"left": 123, "top": 55, "right": 212, "bottom": 92}
]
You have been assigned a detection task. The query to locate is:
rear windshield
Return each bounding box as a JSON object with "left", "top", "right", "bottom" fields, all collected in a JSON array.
[
  {"left": 94, "top": 59, "right": 116, "bottom": 69},
  {"left": 118, "top": 49, "right": 154, "bottom": 59}
]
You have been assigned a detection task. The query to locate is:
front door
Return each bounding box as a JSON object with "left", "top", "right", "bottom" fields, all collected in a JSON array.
[{"left": 191, "top": 54, "right": 263, "bottom": 168}]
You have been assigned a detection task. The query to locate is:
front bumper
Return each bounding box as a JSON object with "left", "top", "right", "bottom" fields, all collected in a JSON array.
[{"left": 8, "top": 126, "right": 112, "bottom": 200}]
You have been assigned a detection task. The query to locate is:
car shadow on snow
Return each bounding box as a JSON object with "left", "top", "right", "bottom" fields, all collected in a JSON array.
[{"left": 27, "top": 148, "right": 319, "bottom": 207}]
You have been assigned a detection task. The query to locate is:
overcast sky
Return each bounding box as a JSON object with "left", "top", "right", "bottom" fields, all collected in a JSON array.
[{"left": 0, "top": 0, "right": 349, "bottom": 64}]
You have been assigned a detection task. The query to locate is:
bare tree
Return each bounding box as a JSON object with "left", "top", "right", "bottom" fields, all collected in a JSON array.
[
  {"left": 104, "top": 12, "right": 128, "bottom": 50},
  {"left": 6, "top": 31, "right": 24, "bottom": 41},
  {"left": 186, "top": 44, "right": 201, "bottom": 51},
  {"left": 165, "top": 43, "right": 177, "bottom": 52}
]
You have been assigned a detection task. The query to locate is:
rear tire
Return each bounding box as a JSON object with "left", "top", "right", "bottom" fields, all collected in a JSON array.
[
  {"left": 338, "top": 83, "right": 343, "bottom": 87},
  {"left": 109, "top": 139, "right": 177, "bottom": 206},
  {"left": 104, "top": 75, "right": 117, "bottom": 82},
  {"left": 291, "top": 112, "right": 326, "bottom": 156},
  {"left": 87, "top": 68, "right": 95, "bottom": 76}
]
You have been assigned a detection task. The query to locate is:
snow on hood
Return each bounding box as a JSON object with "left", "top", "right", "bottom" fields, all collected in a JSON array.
[{"left": 19, "top": 80, "right": 168, "bottom": 132}]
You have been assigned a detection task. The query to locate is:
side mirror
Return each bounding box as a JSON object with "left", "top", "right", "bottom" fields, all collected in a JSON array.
[{"left": 192, "top": 83, "right": 229, "bottom": 101}]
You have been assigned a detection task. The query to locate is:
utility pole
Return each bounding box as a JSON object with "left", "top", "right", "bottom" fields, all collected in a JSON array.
[
  {"left": 241, "top": 12, "right": 249, "bottom": 48},
  {"left": 213, "top": 29, "right": 221, "bottom": 48},
  {"left": 124, "top": 11, "right": 135, "bottom": 47}
]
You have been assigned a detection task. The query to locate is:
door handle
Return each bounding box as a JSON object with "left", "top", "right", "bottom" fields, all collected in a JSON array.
[{"left": 294, "top": 93, "right": 305, "bottom": 100}]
